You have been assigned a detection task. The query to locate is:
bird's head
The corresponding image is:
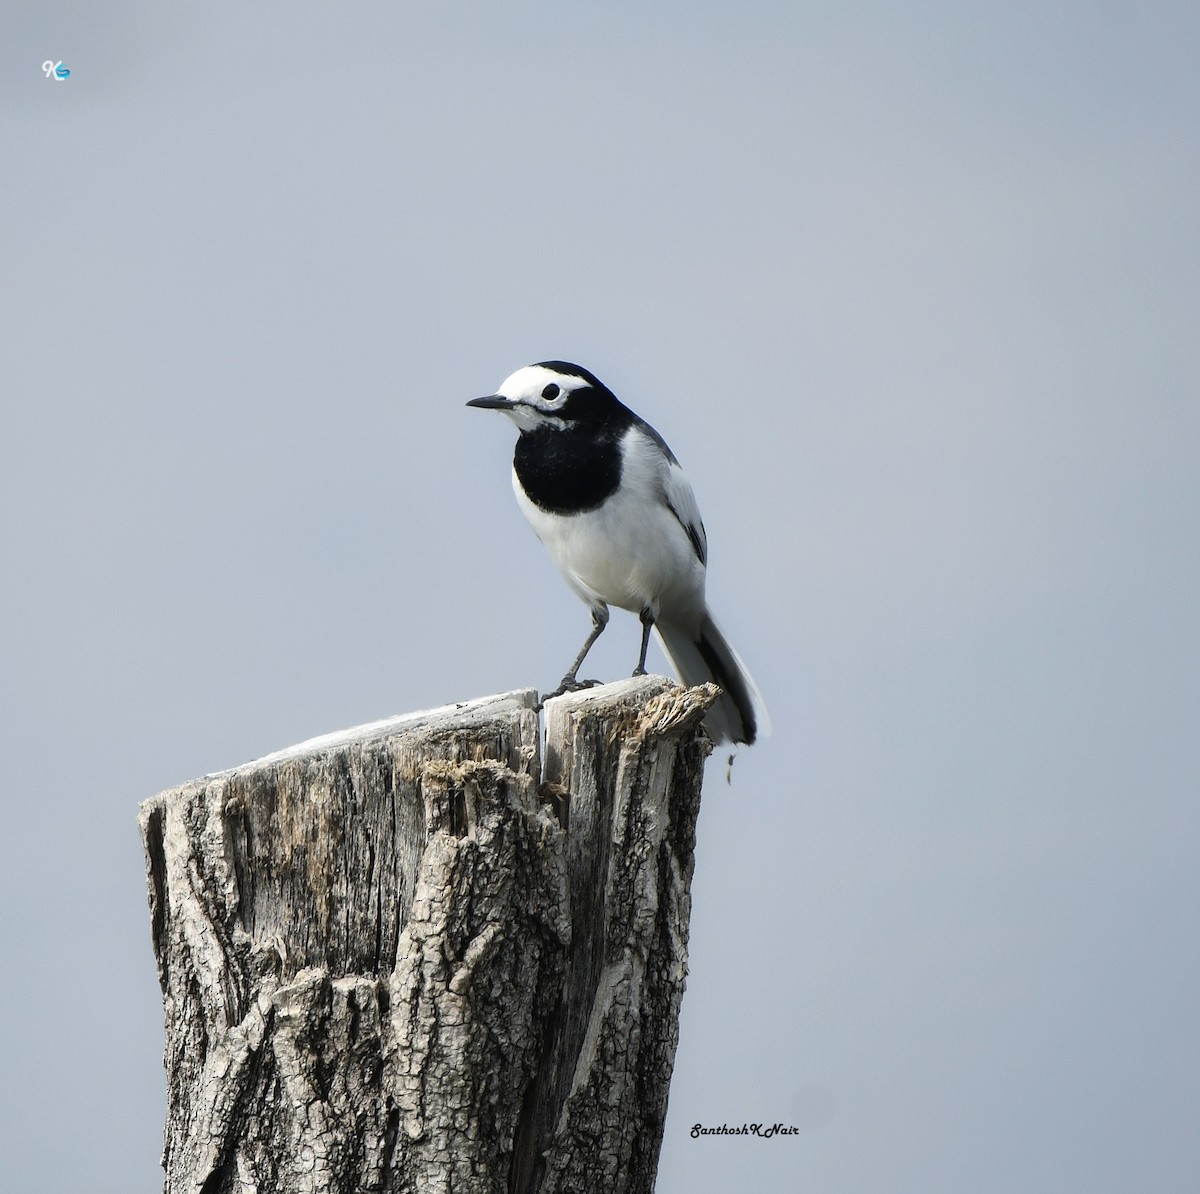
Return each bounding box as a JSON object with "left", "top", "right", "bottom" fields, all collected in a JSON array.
[{"left": 467, "top": 361, "right": 622, "bottom": 433}]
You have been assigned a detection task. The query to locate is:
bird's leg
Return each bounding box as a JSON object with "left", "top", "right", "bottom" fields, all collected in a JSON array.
[
  {"left": 543, "top": 607, "right": 609, "bottom": 700},
  {"left": 632, "top": 606, "right": 655, "bottom": 676}
]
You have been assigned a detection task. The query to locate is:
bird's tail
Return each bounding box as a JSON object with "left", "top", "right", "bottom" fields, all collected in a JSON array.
[{"left": 654, "top": 611, "right": 770, "bottom": 746}]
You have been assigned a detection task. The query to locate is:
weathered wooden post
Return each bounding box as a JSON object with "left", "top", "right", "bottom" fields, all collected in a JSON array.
[{"left": 139, "top": 675, "right": 717, "bottom": 1194}]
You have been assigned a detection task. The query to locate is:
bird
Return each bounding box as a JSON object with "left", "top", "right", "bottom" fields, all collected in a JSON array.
[{"left": 467, "top": 360, "right": 768, "bottom": 745}]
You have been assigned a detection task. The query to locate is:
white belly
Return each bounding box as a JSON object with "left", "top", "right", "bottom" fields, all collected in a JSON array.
[{"left": 513, "top": 467, "right": 706, "bottom": 633}]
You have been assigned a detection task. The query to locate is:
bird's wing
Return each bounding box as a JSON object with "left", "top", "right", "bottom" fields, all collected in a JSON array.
[
  {"left": 629, "top": 417, "right": 708, "bottom": 566},
  {"left": 661, "top": 457, "right": 708, "bottom": 566}
]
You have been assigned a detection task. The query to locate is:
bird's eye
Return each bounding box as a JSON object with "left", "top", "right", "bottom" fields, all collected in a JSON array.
[{"left": 541, "top": 383, "right": 561, "bottom": 400}]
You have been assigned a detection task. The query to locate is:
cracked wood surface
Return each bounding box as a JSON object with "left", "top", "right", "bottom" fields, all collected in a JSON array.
[{"left": 140, "top": 678, "right": 716, "bottom": 1194}]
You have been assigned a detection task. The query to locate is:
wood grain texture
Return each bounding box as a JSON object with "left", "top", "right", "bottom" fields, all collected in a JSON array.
[{"left": 140, "top": 679, "right": 716, "bottom": 1194}]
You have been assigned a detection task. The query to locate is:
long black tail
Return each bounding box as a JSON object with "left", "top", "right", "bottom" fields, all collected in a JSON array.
[{"left": 654, "top": 611, "right": 769, "bottom": 746}]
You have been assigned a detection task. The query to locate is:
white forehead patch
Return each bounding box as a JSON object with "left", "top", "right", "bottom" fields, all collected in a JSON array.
[{"left": 495, "top": 364, "right": 582, "bottom": 408}]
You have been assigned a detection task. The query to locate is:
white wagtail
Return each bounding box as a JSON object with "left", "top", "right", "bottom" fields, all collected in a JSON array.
[{"left": 468, "top": 361, "right": 768, "bottom": 745}]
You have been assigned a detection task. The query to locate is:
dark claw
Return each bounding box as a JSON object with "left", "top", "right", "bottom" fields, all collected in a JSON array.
[{"left": 541, "top": 677, "right": 601, "bottom": 703}]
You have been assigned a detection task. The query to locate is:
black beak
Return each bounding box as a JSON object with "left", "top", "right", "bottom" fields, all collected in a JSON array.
[{"left": 466, "top": 394, "right": 514, "bottom": 410}]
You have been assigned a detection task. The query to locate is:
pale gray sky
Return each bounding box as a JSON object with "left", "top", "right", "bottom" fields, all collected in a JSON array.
[{"left": 3, "top": 3, "right": 1199, "bottom": 1191}]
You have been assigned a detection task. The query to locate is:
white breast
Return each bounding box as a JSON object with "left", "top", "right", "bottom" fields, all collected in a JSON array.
[{"left": 513, "top": 426, "right": 707, "bottom": 634}]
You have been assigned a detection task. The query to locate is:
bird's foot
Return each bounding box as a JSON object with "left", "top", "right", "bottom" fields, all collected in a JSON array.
[
  {"left": 540, "top": 677, "right": 602, "bottom": 704},
  {"left": 631, "top": 665, "right": 647, "bottom": 677}
]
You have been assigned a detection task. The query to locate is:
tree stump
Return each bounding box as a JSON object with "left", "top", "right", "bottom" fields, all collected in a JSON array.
[{"left": 139, "top": 675, "right": 717, "bottom": 1194}]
